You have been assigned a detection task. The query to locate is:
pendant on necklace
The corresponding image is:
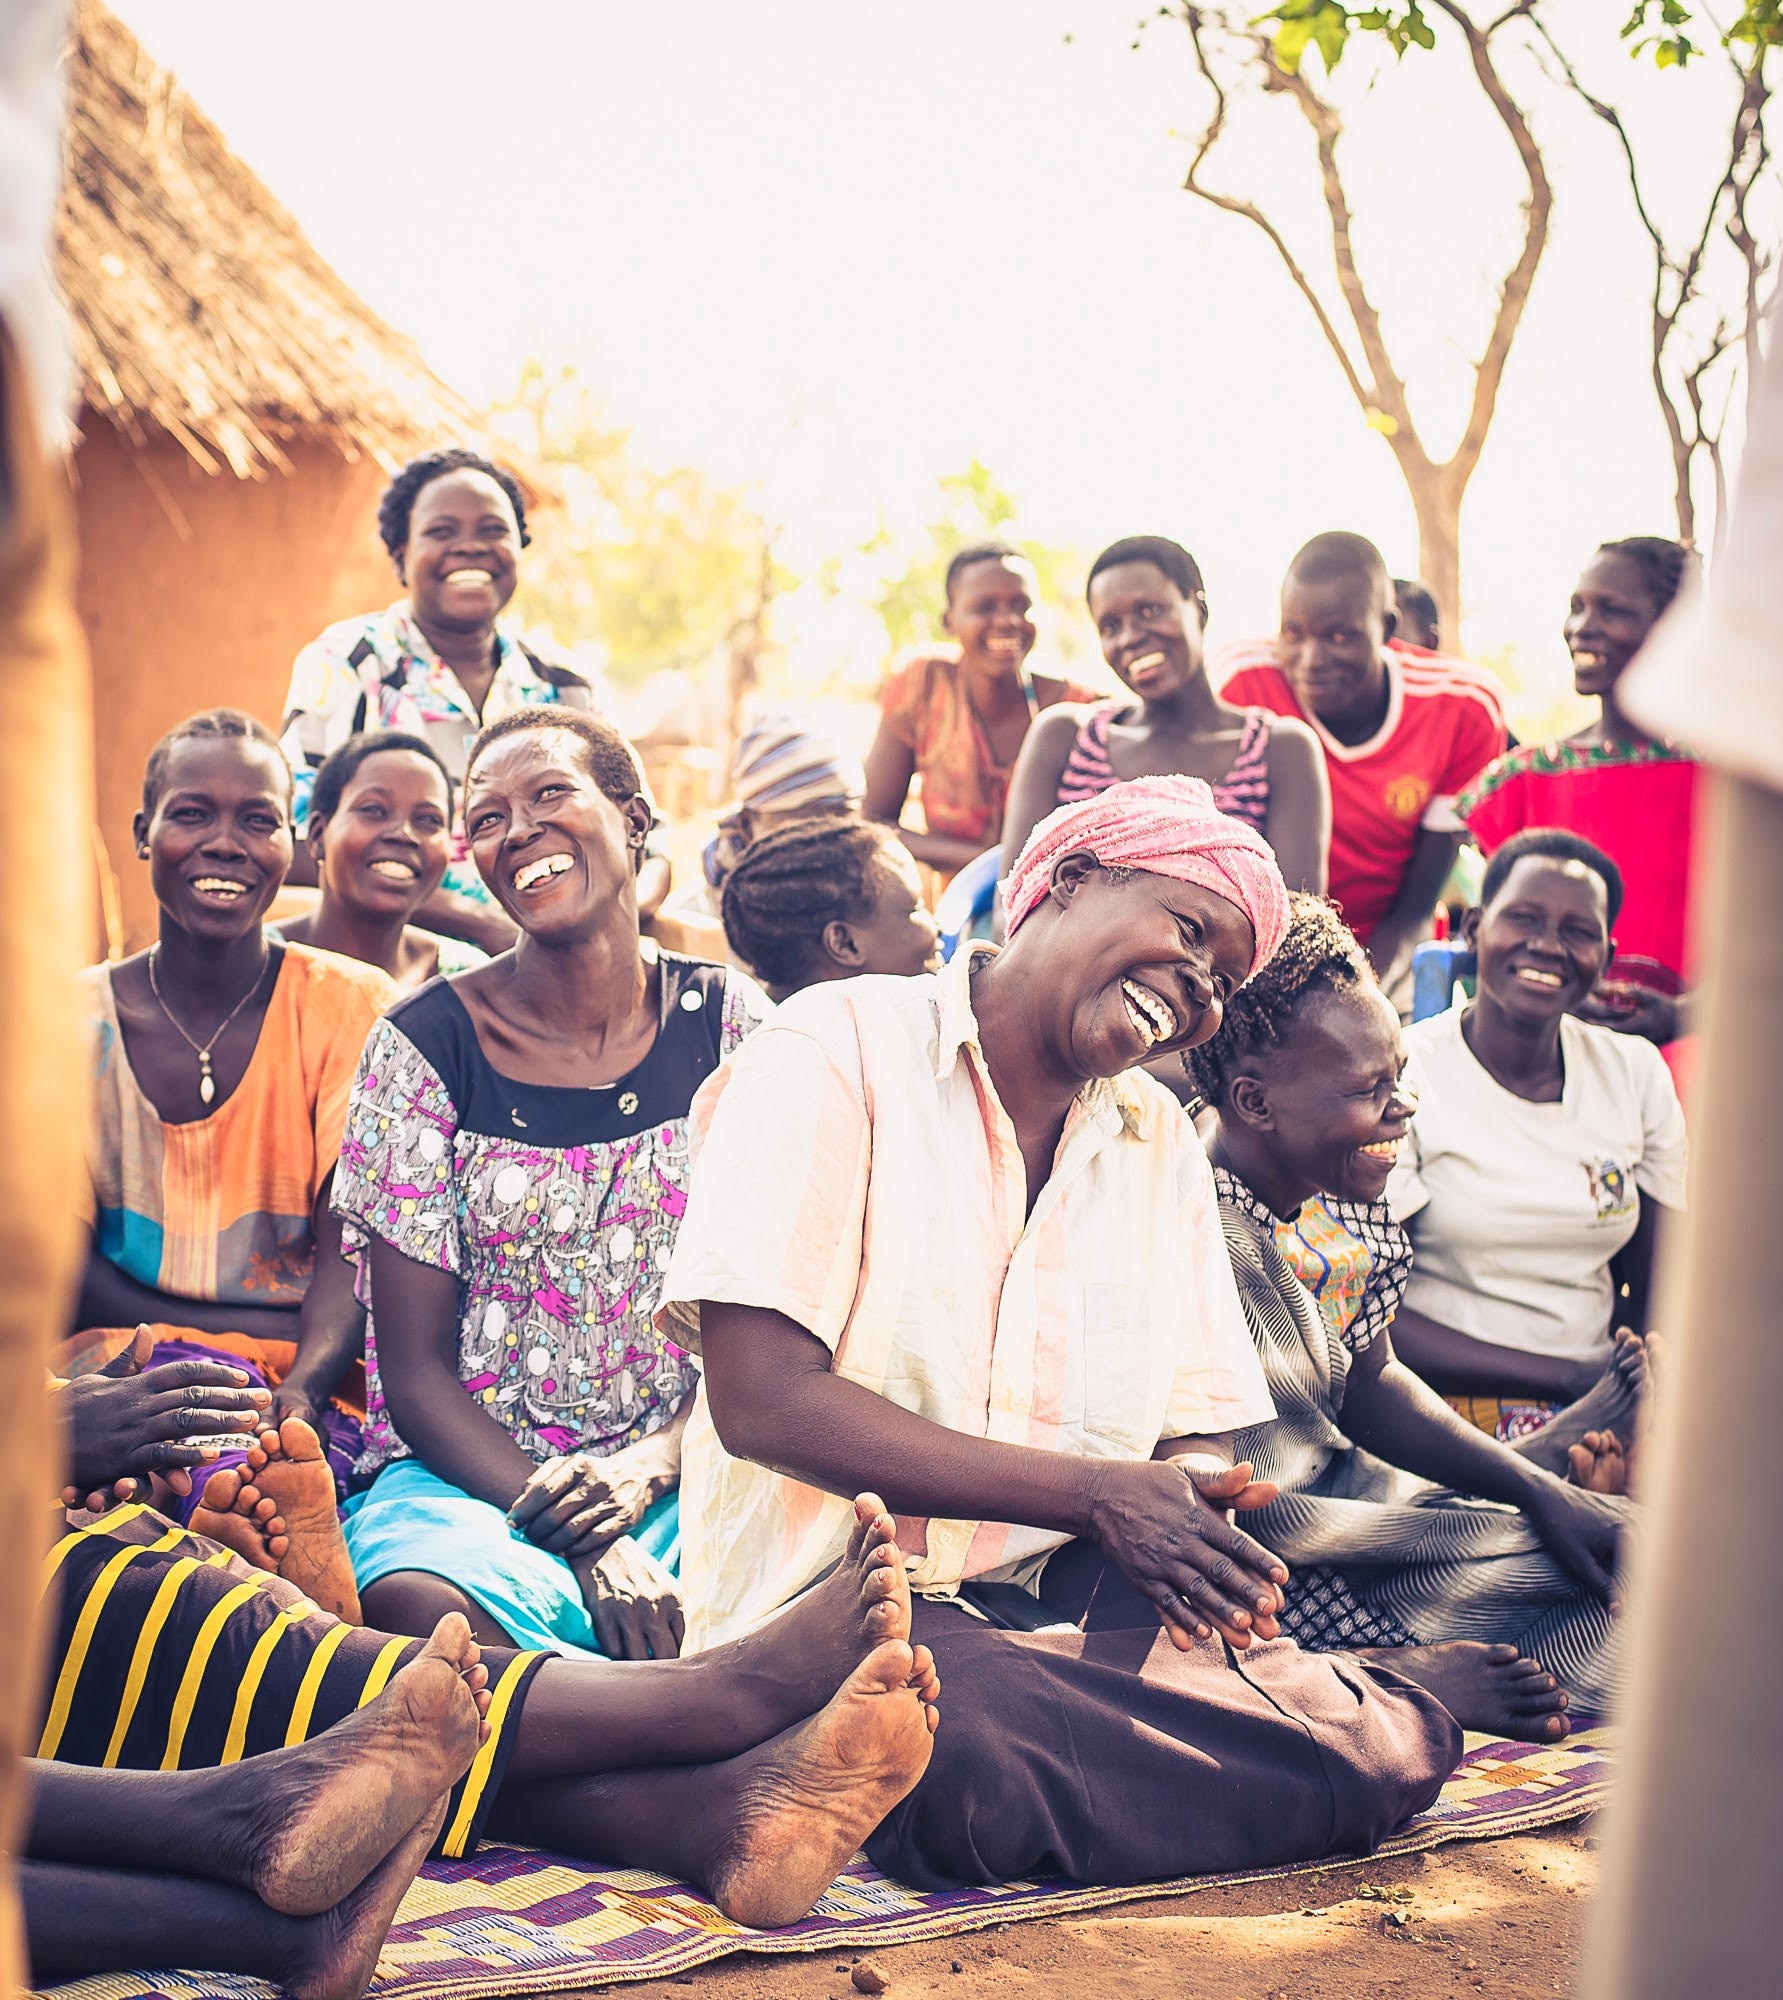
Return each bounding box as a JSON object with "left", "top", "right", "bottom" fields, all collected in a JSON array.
[{"left": 199, "top": 1056, "right": 215, "bottom": 1106}]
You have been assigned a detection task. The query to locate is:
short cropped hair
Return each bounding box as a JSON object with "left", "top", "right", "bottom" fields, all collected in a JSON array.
[
  {"left": 1286, "top": 531, "right": 1391, "bottom": 599},
  {"left": 464, "top": 708, "right": 645, "bottom": 806},
  {"left": 1595, "top": 536, "right": 1698, "bottom": 616},
  {"left": 944, "top": 543, "right": 1024, "bottom": 602},
  {"left": 377, "top": 449, "right": 531, "bottom": 565},
  {"left": 1479, "top": 827, "right": 1625, "bottom": 928},
  {"left": 1086, "top": 536, "right": 1207, "bottom": 608},
  {"left": 307, "top": 730, "right": 454, "bottom": 826},
  {"left": 142, "top": 708, "right": 290, "bottom": 817}
]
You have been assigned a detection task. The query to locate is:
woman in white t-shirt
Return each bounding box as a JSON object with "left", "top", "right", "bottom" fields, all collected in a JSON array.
[{"left": 1388, "top": 829, "right": 1687, "bottom": 1441}]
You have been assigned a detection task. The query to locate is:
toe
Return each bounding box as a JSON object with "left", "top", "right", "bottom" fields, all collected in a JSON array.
[
  {"left": 197, "top": 1466, "right": 242, "bottom": 1511},
  {"left": 279, "top": 1416, "right": 325, "bottom": 1463}
]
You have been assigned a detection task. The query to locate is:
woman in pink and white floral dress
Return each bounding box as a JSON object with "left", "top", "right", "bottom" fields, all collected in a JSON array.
[{"left": 335, "top": 710, "right": 767, "bottom": 1662}]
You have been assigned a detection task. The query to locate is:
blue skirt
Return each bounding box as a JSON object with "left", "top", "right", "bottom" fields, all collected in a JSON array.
[{"left": 342, "top": 1458, "right": 680, "bottom": 1659}]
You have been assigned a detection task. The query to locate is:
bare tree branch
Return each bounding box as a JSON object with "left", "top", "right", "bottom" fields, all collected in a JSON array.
[
  {"left": 1428, "top": 1, "right": 1553, "bottom": 480},
  {"left": 1179, "top": 10, "right": 1374, "bottom": 412}
]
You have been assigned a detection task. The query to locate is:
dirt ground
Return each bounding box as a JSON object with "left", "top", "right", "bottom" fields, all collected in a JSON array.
[{"left": 575, "top": 1824, "right": 1595, "bottom": 2000}]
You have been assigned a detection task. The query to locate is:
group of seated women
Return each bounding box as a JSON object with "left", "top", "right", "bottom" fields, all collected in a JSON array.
[{"left": 32, "top": 452, "right": 1693, "bottom": 1996}]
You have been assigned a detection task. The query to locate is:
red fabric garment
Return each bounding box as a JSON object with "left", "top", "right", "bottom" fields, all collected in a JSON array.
[
  {"left": 1457, "top": 739, "right": 1702, "bottom": 993},
  {"left": 1214, "top": 641, "right": 1506, "bottom": 941}
]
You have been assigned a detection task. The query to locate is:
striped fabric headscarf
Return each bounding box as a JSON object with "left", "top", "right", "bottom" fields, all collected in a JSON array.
[
  {"left": 1002, "top": 774, "right": 1291, "bottom": 980},
  {"left": 729, "top": 714, "right": 866, "bottom": 817}
]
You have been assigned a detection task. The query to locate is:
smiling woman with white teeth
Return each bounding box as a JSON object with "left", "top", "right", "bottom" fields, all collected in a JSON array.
[
  {"left": 661, "top": 775, "right": 1466, "bottom": 1893},
  {"left": 1387, "top": 829, "right": 1687, "bottom": 1447},
  {"left": 279, "top": 450, "right": 632, "bottom": 962},
  {"left": 1192, "top": 894, "right": 1627, "bottom": 1731},
  {"left": 1001, "top": 536, "right": 1329, "bottom": 900},
  {"left": 73, "top": 708, "right": 399, "bottom": 1513},
  {"left": 272, "top": 732, "right": 488, "bottom": 995},
  {"left": 1460, "top": 537, "right": 1702, "bottom": 1064},
  {"left": 333, "top": 709, "right": 769, "bottom": 1666}
]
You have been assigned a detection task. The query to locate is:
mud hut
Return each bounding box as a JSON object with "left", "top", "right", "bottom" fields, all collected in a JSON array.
[{"left": 60, "top": 0, "right": 512, "bottom": 944}]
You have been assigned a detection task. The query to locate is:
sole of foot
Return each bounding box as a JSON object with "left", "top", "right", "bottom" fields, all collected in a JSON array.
[
  {"left": 1369, "top": 1640, "right": 1571, "bottom": 1743},
  {"left": 1567, "top": 1428, "right": 1629, "bottom": 1497},
  {"left": 194, "top": 1418, "right": 360, "bottom": 1622},
  {"left": 249, "top": 1614, "right": 485, "bottom": 1917},
  {"left": 705, "top": 1636, "right": 938, "bottom": 1930},
  {"left": 732, "top": 1493, "right": 941, "bottom": 1726},
  {"left": 284, "top": 1791, "right": 447, "bottom": 2000}
]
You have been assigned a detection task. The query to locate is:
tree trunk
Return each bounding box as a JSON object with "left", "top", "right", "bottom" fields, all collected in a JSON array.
[{"left": 1400, "top": 455, "right": 1463, "bottom": 651}]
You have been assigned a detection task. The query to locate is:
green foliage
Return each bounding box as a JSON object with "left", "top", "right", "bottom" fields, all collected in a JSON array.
[
  {"left": 1257, "top": 0, "right": 1779, "bottom": 71},
  {"left": 1256, "top": 1, "right": 1433, "bottom": 73},
  {"left": 825, "top": 459, "right": 1090, "bottom": 664},
  {"left": 1622, "top": 2, "right": 1781, "bottom": 67},
  {"left": 492, "top": 362, "right": 782, "bottom": 685}
]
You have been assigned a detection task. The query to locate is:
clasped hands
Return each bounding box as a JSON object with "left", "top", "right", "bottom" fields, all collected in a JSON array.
[
  {"left": 1089, "top": 1452, "right": 1288, "bottom": 1652},
  {"left": 58, "top": 1325, "right": 271, "bottom": 1511},
  {"left": 506, "top": 1448, "right": 682, "bottom": 1660}
]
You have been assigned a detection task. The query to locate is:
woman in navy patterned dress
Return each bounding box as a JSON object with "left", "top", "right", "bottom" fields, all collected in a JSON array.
[{"left": 337, "top": 710, "right": 767, "bottom": 1661}]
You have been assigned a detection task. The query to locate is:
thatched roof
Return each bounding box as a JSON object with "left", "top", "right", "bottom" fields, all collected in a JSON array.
[{"left": 57, "top": 0, "right": 496, "bottom": 479}]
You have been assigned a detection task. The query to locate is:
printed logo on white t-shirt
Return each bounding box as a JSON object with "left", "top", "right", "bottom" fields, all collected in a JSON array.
[{"left": 1586, "top": 1159, "right": 1635, "bottom": 1222}]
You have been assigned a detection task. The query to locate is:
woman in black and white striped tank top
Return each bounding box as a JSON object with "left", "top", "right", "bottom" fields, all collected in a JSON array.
[{"left": 1001, "top": 536, "right": 1331, "bottom": 895}]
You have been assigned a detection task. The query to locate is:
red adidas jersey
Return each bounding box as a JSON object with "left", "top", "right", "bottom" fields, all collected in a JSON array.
[{"left": 1214, "top": 639, "right": 1506, "bottom": 940}]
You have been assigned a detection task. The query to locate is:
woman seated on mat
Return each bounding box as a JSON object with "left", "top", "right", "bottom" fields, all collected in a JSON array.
[
  {"left": 35, "top": 1382, "right": 940, "bottom": 1969},
  {"left": 1459, "top": 538, "right": 1700, "bottom": 1063},
  {"left": 1188, "top": 893, "right": 1631, "bottom": 1726},
  {"left": 863, "top": 544, "right": 1099, "bottom": 876},
  {"left": 271, "top": 732, "right": 487, "bottom": 994},
  {"left": 662, "top": 776, "right": 1461, "bottom": 1894},
  {"left": 1386, "top": 829, "right": 1687, "bottom": 1442},
  {"left": 334, "top": 709, "right": 769, "bottom": 1662},
  {"left": 1002, "top": 535, "right": 1329, "bottom": 894},
  {"left": 72, "top": 708, "right": 397, "bottom": 1502},
  {"left": 720, "top": 817, "right": 942, "bottom": 1001}
]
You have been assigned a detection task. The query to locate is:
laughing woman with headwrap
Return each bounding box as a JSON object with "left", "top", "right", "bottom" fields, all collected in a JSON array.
[{"left": 661, "top": 777, "right": 1461, "bottom": 1892}]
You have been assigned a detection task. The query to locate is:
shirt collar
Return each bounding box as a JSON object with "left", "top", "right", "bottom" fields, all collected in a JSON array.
[
  {"left": 388, "top": 600, "right": 533, "bottom": 686},
  {"left": 934, "top": 942, "right": 1149, "bottom": 1138}
]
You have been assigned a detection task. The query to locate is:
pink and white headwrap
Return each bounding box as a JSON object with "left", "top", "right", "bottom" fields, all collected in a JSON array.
[{"left": 1002, "top": 775, "right": 1291, "bottom": 981}]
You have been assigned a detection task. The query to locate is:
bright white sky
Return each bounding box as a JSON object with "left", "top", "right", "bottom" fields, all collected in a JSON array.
[{"left": 113, "top": 0, "right": 1769, "bottom": 725}]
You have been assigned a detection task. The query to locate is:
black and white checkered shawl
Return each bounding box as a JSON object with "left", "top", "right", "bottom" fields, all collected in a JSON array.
[{"left": 1218, "top": 1171, "right": 1620, "bottom": 1708}]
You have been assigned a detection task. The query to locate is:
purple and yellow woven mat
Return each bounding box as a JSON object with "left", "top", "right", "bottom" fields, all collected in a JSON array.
[{"left": 40, "top": 1725, "right": 1610, "bottom": 1999}]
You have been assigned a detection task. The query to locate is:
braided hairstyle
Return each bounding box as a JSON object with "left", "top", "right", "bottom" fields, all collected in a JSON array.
[
  {"left": 1181, "top": 893, "right": 1373, "bottom": 1111},
  {"left": 142, "top": 708, "right": 290, "bottom": 817},
  {"left": 1596, "top": 536, "right": 1698, "bottom": 616},
  {"left": 721, "top": 817, "right": 894, "bottom": 990},
  {"left": 377, "top": 449, "right": 531, "bottom": 567}
]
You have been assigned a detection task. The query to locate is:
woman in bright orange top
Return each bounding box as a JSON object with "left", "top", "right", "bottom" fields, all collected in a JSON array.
[
  {"left": 1459, "top": 538, "right": 1701, "bottom": 1055},
  {"left": 74, "top": 709, "right": 395, "bottom": 1496},
  {"left": 864, "top": 544, "right": 1098, "bottom": 874}
]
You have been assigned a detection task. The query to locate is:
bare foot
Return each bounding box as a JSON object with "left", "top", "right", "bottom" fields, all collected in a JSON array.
[
  {"left": 1514, "top": 1329, "right": 1648, "bottom": 1476},
  {"left": 282, "top": 1792, "right": 446, "bottom": 2000},
  {"left": 195, "top": 1420, "right": 360, "bottom": 1622},
  {"left": 701, "top": 1638, "right": 938, "bottom": 1928},
  {"left": 190, "top": 1464, "right": 286, "bottom": 1575},
  {"left": 715, "top": 1493, "right": 941, "bottom": 1730},
  {"left": 231, "top": 1613, "right": 484, "bottom": 1917},
  {"left": 1567, "top": 1428, "right": 1629, "bottom": 1497},
  {"left": 1364, "top": 1640, "right": 1571, "bottom": 1743}
]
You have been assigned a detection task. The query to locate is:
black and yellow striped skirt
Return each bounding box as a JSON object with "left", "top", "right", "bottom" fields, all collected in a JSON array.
[{"left": 36, "top": 1502, "right": 546, "bottom": 1857}]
